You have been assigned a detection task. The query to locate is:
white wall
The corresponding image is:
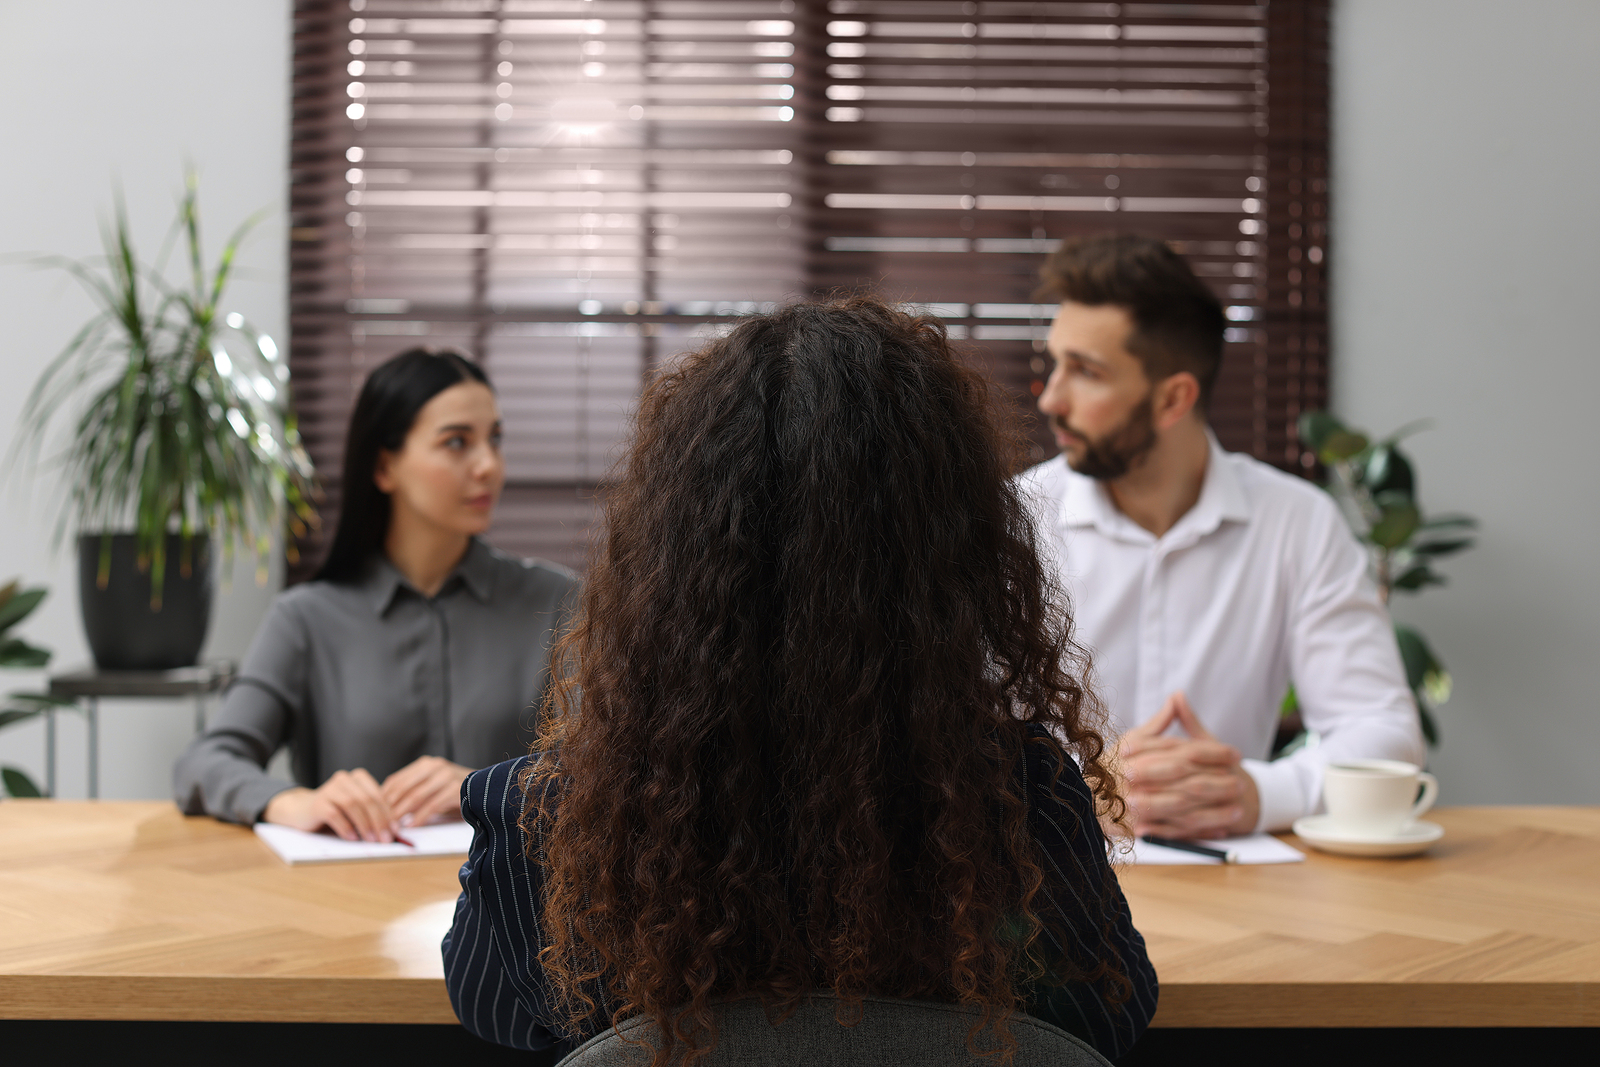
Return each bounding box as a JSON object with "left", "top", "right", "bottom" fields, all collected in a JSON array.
[
  {"left": 0, "top": 1, "right": 289, "bottom": 798},
  {"left": 1331, "top": 0, "right": 1600, "bottom": 802}
]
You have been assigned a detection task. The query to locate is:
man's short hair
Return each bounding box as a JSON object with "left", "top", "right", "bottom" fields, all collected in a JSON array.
[{"left": 1037, "top": 234, "right": 1226, "bottom": 408}]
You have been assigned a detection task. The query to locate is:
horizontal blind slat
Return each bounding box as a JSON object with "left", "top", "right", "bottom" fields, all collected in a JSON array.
[{"left": 289, "top": 0, "right": 1325, "bottom": 580}]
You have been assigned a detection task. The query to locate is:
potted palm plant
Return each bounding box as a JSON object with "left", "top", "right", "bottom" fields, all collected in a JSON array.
[{"left": 9, "top": 175, "right": 316, "bottom": 670}]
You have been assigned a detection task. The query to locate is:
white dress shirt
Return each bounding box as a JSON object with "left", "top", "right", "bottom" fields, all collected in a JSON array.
[{"left": 1017, "top": 433, "right": 1425, "bottom": 831}]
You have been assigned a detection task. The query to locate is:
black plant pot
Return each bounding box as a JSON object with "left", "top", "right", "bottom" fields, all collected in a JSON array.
[{"left": 78, "top": 533, "right": 213, "bottom": 671}]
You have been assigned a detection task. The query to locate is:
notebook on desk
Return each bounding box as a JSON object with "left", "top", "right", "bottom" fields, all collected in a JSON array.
[
  {"left": 254, "top": 821, "right": 475, "bottom": 865},
  {"left": 1119, "top": 833, "right": 1306, "bottom": 865}
]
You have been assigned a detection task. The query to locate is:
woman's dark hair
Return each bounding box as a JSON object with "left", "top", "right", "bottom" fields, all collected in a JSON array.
[
  {"left": 314, "top": 348, "right": 491, "bottom": 583},
  {"left": 523, "top": 298, "right": 1126, "bottom": 1065}
]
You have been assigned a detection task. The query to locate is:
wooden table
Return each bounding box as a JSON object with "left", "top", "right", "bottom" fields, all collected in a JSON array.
[
  {"left": 0, "top": 801, "right": 461, "bottom": 1023},
  {"left": 1, "top": 802, "right": 1597, "bottom": 1027},
  {"left": 1121, "top": 805, "right": 1600, "bottom": 1027}
]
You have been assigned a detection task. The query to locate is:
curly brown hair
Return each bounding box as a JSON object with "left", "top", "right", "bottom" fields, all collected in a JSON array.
[{"left": 522, "top": 297, "right": 1125, "bottom": 1065}]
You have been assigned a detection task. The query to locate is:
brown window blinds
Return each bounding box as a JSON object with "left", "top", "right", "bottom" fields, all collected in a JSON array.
[
  {"left": 289, "top": 0, "right": 1327, "bottom": 578},
  {"left": 799, "top": 0, "right": 1327, "bottom": 464}
]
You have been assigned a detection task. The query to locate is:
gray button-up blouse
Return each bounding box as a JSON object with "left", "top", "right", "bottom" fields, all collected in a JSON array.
[{"left": 172, "top": 539, "right": 579, "bottom": 824}]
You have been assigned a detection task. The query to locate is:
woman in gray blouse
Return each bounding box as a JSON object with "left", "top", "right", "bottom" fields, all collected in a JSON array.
[{"left": 173, "top": 349, "right": 577, "bottom": 841}]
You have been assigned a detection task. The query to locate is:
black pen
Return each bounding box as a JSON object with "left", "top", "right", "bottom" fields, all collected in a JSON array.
[{"left": 1140, "top": 835, "right": 1240, "bottom": 864}]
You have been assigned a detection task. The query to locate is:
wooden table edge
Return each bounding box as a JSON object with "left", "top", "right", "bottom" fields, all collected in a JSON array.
[
  {"left": 7, "top": 975, "right": 1596, "bottom": 1028},
  {"left": 0, "top": 974, "right": 457, "bottom": 1024},
  {"left": 1151, "top": 982, "right": 1600, "bottom": 1027}
]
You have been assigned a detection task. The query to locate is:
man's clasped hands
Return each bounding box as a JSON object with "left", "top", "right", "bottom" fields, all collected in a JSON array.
[
  {"left": 262, "top": 755, "right": 473, "bottom": 842},
  {"left": 1115, "top": 691, "right": 1262, "bottom": 840}
]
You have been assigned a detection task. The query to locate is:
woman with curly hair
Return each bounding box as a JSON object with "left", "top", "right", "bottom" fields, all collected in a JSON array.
[{"left": 443, "top": 298, "right": 1157, "bottom": 1063}]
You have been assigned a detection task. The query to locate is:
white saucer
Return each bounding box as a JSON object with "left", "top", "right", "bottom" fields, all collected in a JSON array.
[{"left": 1291, "top": 814, "right": 1444, "bottom": 858}]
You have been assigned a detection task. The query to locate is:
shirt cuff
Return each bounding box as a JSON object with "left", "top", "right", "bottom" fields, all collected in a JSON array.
[
  {"left": 1240, "top": 757, "right": 1309, "bottom": 833},
  {"left": 236, "top": 778, "right": 298, "bottom": 825}
]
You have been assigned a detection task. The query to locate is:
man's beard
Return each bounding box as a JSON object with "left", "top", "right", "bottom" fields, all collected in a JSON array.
[{"left": 1058, "top": 395, "right": 1157, "bottom": 481}]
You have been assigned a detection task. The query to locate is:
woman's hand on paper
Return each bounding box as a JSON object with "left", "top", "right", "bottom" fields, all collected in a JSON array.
[
  {"left": 1117, "top": 692, "right": 1261, "bottom": 840},
  {"left": 381, "top": 755, "right": 472, "bottom": 826},
  {"left": 262, "top": 768, "right": 400, "bottom": 842}
]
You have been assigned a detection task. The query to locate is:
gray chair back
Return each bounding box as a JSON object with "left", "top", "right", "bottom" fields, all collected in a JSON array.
[{"left": 555, "top": 994, "right": 1113, "bottom": 1067}]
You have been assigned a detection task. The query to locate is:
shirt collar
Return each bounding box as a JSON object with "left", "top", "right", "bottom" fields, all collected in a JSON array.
[
  {"left": 360, "top": 537, "right": 495, "bottom": 615},
  {"left": 453, "top": 537, "right": 497, "bottom": 603},
  {"left": 1058, "top": 463, "right": 1125, "bottom": 532},
  {"left": 1171, "top": 430, "right": 1252, "bottom": 543},
  {"left": 1056, "top": 430, "right": 1250, "bottom": 544}
]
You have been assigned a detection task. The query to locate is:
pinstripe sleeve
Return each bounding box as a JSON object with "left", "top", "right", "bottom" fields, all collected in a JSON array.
[
  {"left": 443, "top": 757, "right": 568, "bottom": 1052},
  {"left": 1019, "top": 728, "right": 1159, "bottom": 1060}
]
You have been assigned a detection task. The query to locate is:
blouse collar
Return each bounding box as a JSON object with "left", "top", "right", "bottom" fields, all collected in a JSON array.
[{"left": 362, "top": 537, "right": 495, "bottom": 615}]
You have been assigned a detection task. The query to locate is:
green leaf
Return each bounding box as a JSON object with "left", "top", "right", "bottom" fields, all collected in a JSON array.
[
  {"left": 2, "top": 765, "right": 43, "bottom": 798},
  {"left": 1418, "top": 514, "right": 1478, "bottom": 532},
  {"left": 1362, "top": 445, "right": 1391, "bottom": 490},
  {"left": 1369, "top": 500, "right": 1421, "bottom": 548},
  {"left": 1319, "top": 430, "right": 1370, "bottom": 464},
  {"left": 1364, "top": 445, "right": 1416, "bottom": 497},
  {"left": 1418, "top": 705, "right": 1439, "bottom": 747},
  {"left": 1410, "top": 538, "right": 1474, "bottom": 559},
  {"left": 1280, "top": 684, "right": 1299, "bottom": 716},
  {"left": 0, "top": 586, "right": 46, "bottom": 634},
  {"left": 1391, "top": 565, "right": 1446, "bottom": 592},
  {"left": 1376, "top": 418, "right": 1435, "bottom": 448},
  {"left": 1394, "top": 624, "right": 1443, "bottom": 691},
  {"left": 1395, "top": 625, "right": 1449, "bottom": 746},
  {"left": 2, "top": 692, "right": 76, "bottom": 716},
  {"left": 1297, "top": 411, "right": 1344, "bottom": 453},
  {"left": 0, "top": 638, "right": 51, "bottom": 668},
  {"left": 1424, "top": 669, "right": 1453, "bottom": 707},
  {"left": 1373, "top": 488, "right": 1415, "bottom": 509}
]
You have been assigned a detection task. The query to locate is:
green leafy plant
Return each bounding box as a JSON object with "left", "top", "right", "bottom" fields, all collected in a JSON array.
[
  {"left": 0, "top": 581, "right": 50, "bottom": 669},
  {"left": 6, "top": 173, "right": 317, "bottom": 606},
  {"left": 0, "top": 580, "right": 73, "bottom": 798},
  {"left": 1296, "top": 412, "right": 1477, "bottom": 744}
]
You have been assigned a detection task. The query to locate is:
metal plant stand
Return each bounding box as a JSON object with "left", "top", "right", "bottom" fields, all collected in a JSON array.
[{"left": 45, "top": 662, "right": 236, "bottom": 798}]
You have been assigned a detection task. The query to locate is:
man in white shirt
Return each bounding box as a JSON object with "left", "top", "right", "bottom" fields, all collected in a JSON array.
[{"left": 1017, "top": 234, "right": 1424, "bottom": 836}]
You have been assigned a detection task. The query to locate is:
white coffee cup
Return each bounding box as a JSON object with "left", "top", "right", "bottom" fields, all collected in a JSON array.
[{"left": 1321, "top": 759, "right": 1439, "bottom": 837}]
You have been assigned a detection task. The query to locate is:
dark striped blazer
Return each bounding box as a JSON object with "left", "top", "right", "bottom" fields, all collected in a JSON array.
[{"left": 442, "top": 728, "right": 1159, "bottom": 1060}]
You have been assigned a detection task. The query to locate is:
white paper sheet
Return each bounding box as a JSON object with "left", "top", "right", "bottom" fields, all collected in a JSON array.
[
  {"left": 254, "top": 820, "right": 475, "bottom": 865},
  {"left": 1115, "top": 833, "right": 1306, "bottom": 866}
]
